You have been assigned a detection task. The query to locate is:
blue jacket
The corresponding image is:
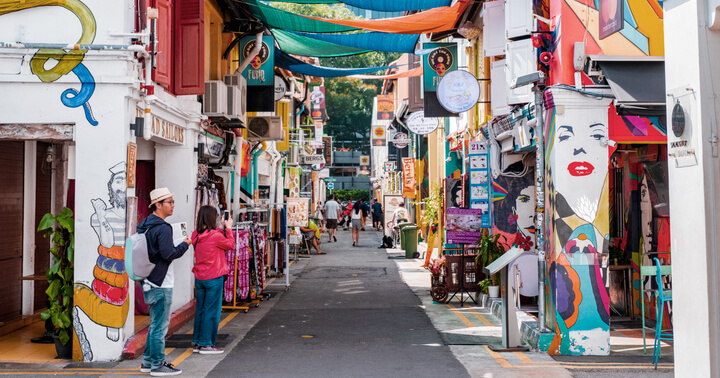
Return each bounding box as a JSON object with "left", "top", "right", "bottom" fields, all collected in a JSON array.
[{"left": 137, "top": 214, "right": 189, "bottom": 286}]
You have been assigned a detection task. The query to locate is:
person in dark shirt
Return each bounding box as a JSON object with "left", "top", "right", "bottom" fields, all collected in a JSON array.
[
  {"left": 138, "top": 188, "right": 191, "bottom": 376},
  {"left": 371, "top": 199, "right": 383, "bottom": 231}
]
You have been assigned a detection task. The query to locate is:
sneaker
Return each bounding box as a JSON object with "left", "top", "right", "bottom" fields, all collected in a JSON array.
[
  {"left": 192, "top": 343, "right": 200, "bottom": 353},
  {"left": 199, "top": 345, "right": 224, "bottom": 355},
  {"left": 333, "top": 236, "right": 337, "bottom": 242},
  {"left": 150, "top": 361, "right": 182, "bottom": 376},
  {"left": 31, "top": 332, "right": 54, "bottom": 344},
  {"left": 140, "top": 363, "right": 151, "bottom": 373}
]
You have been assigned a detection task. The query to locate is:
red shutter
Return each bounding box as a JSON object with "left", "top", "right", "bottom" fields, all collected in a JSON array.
[
  {"left": 174, "top": 0, "right": 204, "bottom": 95},
  {"left": 153, "top": 0, "right": 173, "bottom": 91}
]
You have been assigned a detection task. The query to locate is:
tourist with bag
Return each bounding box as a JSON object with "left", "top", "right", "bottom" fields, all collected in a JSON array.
[{"left": 190, "top": 206, "right": 235, "bottom": 355}]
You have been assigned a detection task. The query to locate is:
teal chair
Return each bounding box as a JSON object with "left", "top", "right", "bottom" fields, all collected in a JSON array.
[
  {"left": 651, "top": 257, "right": 672, "bottom": 369},
  {"left": 640, "top": 258, "right": 673, "bottom": 357}
]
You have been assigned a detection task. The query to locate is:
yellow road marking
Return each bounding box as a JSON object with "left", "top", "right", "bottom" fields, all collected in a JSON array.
[
  {"left": 218, "top": 310, "right": 240, "bottom": 330},
  {"left": 445, "top": 303, "right": 475, "bottom": 328},
  {"left": 170, "top": 347, "right": 194, "bottom": 367},
  {"left": 513, "top": 351, "right": 533, "bottom": 364},
  {"left": 466, "top": 307, "right": 493, "bottom": 327},
  {"left": 483, "top": 345, "right": 512, "bottom": 368}
]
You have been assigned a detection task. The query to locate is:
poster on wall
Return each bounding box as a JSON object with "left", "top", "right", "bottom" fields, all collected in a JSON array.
[
  {"left": 383, "top": 195, "right": 404, "bottom": 229},
  {"left": 446, "top": 178, "right": 464, "bottom": 208},
  {"left": 599, "top": 0, "right": 624, "bottom": 39},
  {"left": 401, "top": 158, "right": 416, "bottom": 198},
  {"left": 446, "top": 208, "right": 484, "bottom": 244},
  {"left": 286, "top": 197, "right": 309, "bottom": 227},
  {"left": 468, "top": 140, "right": 492, "bottom": 227},
  {"left": 285, "top": 167, "right": 302, "bottom": 198}
]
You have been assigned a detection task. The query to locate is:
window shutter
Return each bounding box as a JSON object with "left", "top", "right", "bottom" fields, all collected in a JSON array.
[
  {"left": 153, "top": 0, "right": 173, "bottom": 90},
  {"left": 174, "top": 0, "right": 204, "bottom": 95}
]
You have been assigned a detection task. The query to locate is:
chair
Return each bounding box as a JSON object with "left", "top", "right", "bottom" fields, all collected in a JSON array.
[{"left": 639, "top": 258, "right": 672, "bottom": 368}]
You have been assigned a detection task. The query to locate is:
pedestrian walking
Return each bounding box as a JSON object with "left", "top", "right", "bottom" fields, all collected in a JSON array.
[
  {"left": 351, "top": 200, "right": 363, "bottom": 246},
  {"left": 360, "top": 200, "right": 369, "bottom": 231},
  {"left": 371, "top": 199, "right": 383, "bottom": 231},
  {"left": 313, "top": 201, "right": 325, "bottom": 229},
  {"left": 139, "top": 188, "right": 191, "bottom": 376},
  {"left": 323, "top": 194, "right": 341, "bottom": 242},
  {"left": 190, "top": 206, "right": 235, "bottom": 355}
]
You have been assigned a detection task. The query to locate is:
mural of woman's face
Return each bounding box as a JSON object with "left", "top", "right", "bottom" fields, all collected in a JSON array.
[
  {"left": 515, "top": 185, "right": 536, "bottom": 238},
  {"left": 554, "top": 122, "right": 608, "bottom": 222}
]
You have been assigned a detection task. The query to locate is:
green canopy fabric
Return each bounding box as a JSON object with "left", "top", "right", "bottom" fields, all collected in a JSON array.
[
  {"left": 271, "top": 28, "right": 370, "bottom": 57},
  {"left": 245, "top": 0, "right": 358, "bottom": 33},
  {"left": 292, "top": 30, "right": 418, "bottom": 53},
  {"left": 274, "top": 47, "right": 396, "bottom": 77}
]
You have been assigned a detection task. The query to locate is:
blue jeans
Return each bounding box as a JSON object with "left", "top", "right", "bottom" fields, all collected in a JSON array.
[
  {"left": 192, "top": 276, "right": 223, "bottom": 347},
  {"left": 142, "top": 287, "right": 173, "bottom": 370}
]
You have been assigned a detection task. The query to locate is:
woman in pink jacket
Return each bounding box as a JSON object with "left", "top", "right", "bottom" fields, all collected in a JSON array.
[{"left": 191, "top": 206, "right": 234, "bottom": 354}]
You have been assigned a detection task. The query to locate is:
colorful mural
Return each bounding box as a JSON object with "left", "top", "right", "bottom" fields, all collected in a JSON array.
[
  {"left": 74, "top": 162, "right": 129, "bottom": 361},
  {"left": 492, "top": 171, "right": 536, "bottom": 251},
  {"left": 542, "top": 88, "right": 612, "bottom": 355},
  {"left": 0, "top": 0, "right": 99, "bottom": 125}
]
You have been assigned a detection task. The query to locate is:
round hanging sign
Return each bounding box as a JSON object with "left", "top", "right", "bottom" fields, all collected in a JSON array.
[
  {"left": 436, "top": 70, "right": 481, "bottom": 113},
  {"left": 405, "top": 112, "right": 439, "bottom": 135},
  {"left": 274, "top": 75, "right": 287, "bottom": 102},
  {"left": 671, "top": 101, "right": 686, "bottom": 138},
  {"left": 392, "top": 132, "right": 411, "bottom": 149}
]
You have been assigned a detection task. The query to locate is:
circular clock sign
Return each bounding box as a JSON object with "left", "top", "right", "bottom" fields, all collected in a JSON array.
[
  {"left": 436, "top": 70, "right": 481, "bottom": 113},
  {"left": 671, "top": 101, "right": 686, "bottom": 138}
]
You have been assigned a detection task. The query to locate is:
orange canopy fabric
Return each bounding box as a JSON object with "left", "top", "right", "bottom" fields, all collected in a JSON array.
[
  {"left": 302, "top": 0, "right": 471, "bottom": 34},
  {"left": 350, "top": 66, "right": 423, "bottom": 80}
]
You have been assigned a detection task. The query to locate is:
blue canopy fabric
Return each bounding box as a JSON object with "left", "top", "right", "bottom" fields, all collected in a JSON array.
[
  {"left": 291, "top": 30, "right": 419, "bottom": 53},
  {"left": 267, "top": 0, "right": 452, "bottom": 11},
  {"left": 271, "top": 28, "right": 371, "bottom": 57},
  {"left": 274, "top": 47, "right": 396, "bottom": 77},
  {"left": 244, "top": 0, "right": 358, "bottom": 33}
]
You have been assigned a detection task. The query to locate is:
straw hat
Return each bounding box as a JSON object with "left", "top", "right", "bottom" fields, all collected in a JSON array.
[{"left": 149, "top": 187, "right": 173, "bottom": 208}]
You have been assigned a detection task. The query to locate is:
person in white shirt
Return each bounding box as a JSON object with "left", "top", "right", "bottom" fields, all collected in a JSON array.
[
  {"left": 392, "top": 202, "right": 409, "bottom": 226},
  {"left": 323, "top": 194, "right": 341, "bottom": 242},
  {"left": 351, "top": 200, "right": 363, "bottom": 246}
]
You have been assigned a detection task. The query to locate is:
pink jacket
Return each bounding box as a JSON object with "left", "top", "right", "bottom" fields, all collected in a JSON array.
[{"left": 191, "top": 228, "right": 235, "bottom": 280}]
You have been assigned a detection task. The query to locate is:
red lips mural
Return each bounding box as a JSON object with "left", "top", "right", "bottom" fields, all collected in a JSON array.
[{"left": 567, "top": 161, "right": 595, "bottom": 176}]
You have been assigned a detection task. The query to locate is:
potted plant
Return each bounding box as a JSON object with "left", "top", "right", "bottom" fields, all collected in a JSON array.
[
  {"left": 476, "top": 230, "right": 507, "bottom": 298},
  {"left": 37, "top": 207, "right": 75, "bottom": 359}
]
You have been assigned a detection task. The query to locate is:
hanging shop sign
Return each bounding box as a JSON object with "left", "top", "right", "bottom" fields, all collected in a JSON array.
[
  {"left": 392, "top": 132, "right": 411, "bottom": 149},
  {"left": 312, "top": 120, "right": 324, "bottom": 148},
  {"left": 372, "top": 124, "right": 387, "bottom": 146},
  {"left": 405, "top": 111, "right": 439, "bottom": 135},
  {"left": 384, "top": 161, "right": 396, "bottom": 172},
  {"left": 274, "top": 75, "right": 287, "bottom": 101},
  {"left": 423, "top": 42, "right": 457, "bottom": 117},
  {"left": 437, "top": 70, "right": 481, "bottom": 113},
  {"left": 360, "top": 155, "right": 370, "bottom": 166},
  {"left": 310, "top": 86, "right": 327, "bottom": 120},
  {"left": 241, "top": 36, "right": 274, "bottom": 86},
  {"left": 302, "top": 154, "right": 325, "bottom": 164},
  {"left": 402, "top": 157, "right": 416, "bottom": 199},
  {"left": 377, "top": 94, "right": 394, "bottom": 120},
  {"left": 323, "top": 136, "right": 333, "bottom": 165}
]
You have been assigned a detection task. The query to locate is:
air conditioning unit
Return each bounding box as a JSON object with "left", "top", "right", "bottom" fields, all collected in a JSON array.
[
  {"left": 287, "top": 144, "right": 300, "bottom": 166},
  {"left": 203, "top": 81, "right": 227, "bottom": 116},
  {"left": 224, "top": 74, "right": 247, "bottom": 125},
  {"left": 247, "top": 116, "right": 283, "bottom": 141},
  {"left": 226, "top": 86, "right": 243, "bottom": 119}
]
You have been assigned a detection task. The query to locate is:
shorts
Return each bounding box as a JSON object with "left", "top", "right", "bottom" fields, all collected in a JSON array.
[
  {"left": 372, "top": 214, "right": 382, "bottom": 223},
  {"left": 326, "top": 219, "right": 337, "bottom": 229},
  {"left": 352, "top": 219, "right": 362, "bottom": 229},
  {"left": 302, "top": 231, "right": 316, "bottom": 240}
]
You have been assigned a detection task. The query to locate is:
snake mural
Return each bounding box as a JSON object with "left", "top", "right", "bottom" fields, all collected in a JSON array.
[{"left": 0, "top": 0, "right": 99, "bottom": 125}]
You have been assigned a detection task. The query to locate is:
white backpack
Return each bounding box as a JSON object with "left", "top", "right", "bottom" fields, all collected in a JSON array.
[{"left": 124, "top": 226, "right": 160, "bottom": 281}]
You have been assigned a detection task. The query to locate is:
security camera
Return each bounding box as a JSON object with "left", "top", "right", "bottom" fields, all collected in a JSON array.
[
  {"left": 510, "top": 71, "right": 546, "bottom": 89},
  {"left": 600, "top": 137, "right": 617, "bottom": 148}
]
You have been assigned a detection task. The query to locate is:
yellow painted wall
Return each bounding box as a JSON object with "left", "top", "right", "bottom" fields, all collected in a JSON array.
[{"left": 276, "top": 101, "right": 291, "bottom": 151}]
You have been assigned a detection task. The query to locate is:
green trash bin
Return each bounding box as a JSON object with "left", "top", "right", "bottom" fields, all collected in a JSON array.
[
  {"left": 402, "top": 226, "right": 419, "bottom": 258},
  {"left": 397, "top": 222, "right": 413, "bottom": 250}
]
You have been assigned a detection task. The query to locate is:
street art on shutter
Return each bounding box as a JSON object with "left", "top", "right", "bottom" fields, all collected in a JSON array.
[
  {"left": 492, "top": 172, "right": 536, "bottom": 252},
  {"left": 0, "top": 0, "right": 99, "bottom": 126},
  {"left": 541, "top": 88, "right": 612, "bottom": 355}
]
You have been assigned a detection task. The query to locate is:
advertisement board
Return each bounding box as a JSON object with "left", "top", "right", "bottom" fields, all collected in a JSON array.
[{"left": 446, "top": 208, "right": 485, "bottom": 244}]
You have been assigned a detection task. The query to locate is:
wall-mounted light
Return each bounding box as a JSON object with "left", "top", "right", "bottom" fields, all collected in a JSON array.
[
  {"left": 130, "top": 117, "right": 144, "bottom": 138},
  {"left": 41, "top": 145, "right": 55, "bottom": 174}
]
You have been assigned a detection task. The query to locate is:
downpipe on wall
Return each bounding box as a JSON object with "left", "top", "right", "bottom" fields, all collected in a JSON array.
[{"left": 533, "top": 83, "right": 549, "bottom": 335}]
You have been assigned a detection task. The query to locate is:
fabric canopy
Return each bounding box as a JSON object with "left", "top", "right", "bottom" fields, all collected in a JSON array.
[
  {"left": 267, "top": 0, "right": 451, "bottom": 11},
  {"left": 292, "top": 31, "right": 419, "bottom": 53},
  {"left": 272, "top": 29, "right": 370, "bottom": 57},
  {"left": 274, "top": 47, "right": 396, "bottom": 77},
  {"left": 350, "top": 66, "right": 423, "bottom": 79},
  {"left": 244, "top": 0, "right": 358, "bottom": 33},
  {"left": 302, "top": 0, "right": 471, "bottom": 34}
]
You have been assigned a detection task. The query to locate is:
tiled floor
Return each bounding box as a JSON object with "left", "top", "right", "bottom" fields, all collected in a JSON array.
[{"left": 0, "top": 321, "right": 59, "bottom": 364}]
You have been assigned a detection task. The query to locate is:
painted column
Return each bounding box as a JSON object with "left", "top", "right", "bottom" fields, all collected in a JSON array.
[{"left": 541, "top": 87, "right": 612, "bottom": 355}]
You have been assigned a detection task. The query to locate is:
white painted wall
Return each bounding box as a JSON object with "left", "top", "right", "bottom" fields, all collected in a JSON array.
[{"left": 664, "top": 0, "right": 720, "bottom": 375}]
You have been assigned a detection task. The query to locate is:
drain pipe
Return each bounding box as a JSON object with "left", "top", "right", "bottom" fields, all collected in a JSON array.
[
  {"left": 534, "top": 82, "right": 548, "bottom": 335},
  {"left": 235, "top": 32, "right": 263, "bottom": 74}
]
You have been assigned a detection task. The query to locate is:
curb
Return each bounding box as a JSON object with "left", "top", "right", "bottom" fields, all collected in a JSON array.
[{"left": 122, "top": 300, "right": 196, "bottom": 359}]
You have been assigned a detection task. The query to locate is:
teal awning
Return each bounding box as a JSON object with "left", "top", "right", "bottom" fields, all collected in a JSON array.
[
  {"left": 274, "top": 47, "right": 395, "bottom": 77},
  {"left": 271, "top": 29, "right": 370, "bottom": 57},
  {"left": 245, "top": 0, "right": 358, "bottom": 33},
  {"left": 291, "top": 30, "right": 419, "bottom": 53},
  {"left": 268, "top": 0, "right": 451, "bottom": 11}
]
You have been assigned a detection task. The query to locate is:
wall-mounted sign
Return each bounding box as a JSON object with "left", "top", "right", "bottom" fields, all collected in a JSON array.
[
  {"left": 241, "top": 36, "right": 274, "bottom": 86},
  {"left": 151, "top": 115, "right": 185, "bottom": 145},
  {"left": 423, "top": 42, "right": 457, "bottom": 117},
  {"left": 437, "top": 70, "right": 481, "bottom": 113},
  {"left": 377, "top": 94, "right": 394, "bottom": 120},
  {"left": 668, "top": 86, "right": 697, "bottom": 168},
  {"left": 372, "top": 124, "right": 386, "bottom": 146},
  {"left": 360, "top": 155, "right": 370, "bottom": 166},
  {"left": 274, "top": 75, "right": 287, "bottom": 101},
  {"left": 127, "top": 142, "right": 137, "bottom": 189},
  {"left": 406, "top": 111, "right": 439, "bottom": 135},
  {"left": 392, "top": 132, "right": 411, "bottom": 149},
  {"left": 671, "top": 101, "right": 686, "bottom": 137},
  {"left": 301, "top": 154, "right": 325, "bottom": 164}
]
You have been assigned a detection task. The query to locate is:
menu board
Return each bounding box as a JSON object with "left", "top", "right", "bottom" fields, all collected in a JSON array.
[
  {"left": 446, "top": 208, "right": 484, "bottom": 244},
  {"left": 468, "top": 140, "right": 491, "bottom": 228}
]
